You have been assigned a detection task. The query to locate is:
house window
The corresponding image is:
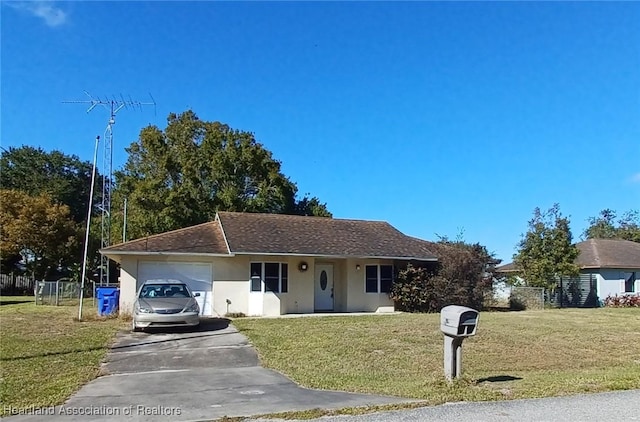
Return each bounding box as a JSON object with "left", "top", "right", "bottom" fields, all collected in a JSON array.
[
  {"left": 250, "top": 263, "right": 262, "bottom": 292},
  {"left": 250, "top": 262, "right": 288, "bottom": 293},
  {"left": 624, "top": 272, "right": 636, "bottom": 293},
  {"left": 366, "top": 265, "right": 378, "bottom": 293},
  {"left": 281, "top": 264, "right": 288, "bottom": 293},
  {"left": 380, "top": 265, "right": 393, "bottom": 293},
  {"left": 365, "top": 264, "right": 394, "bottom": 293}
]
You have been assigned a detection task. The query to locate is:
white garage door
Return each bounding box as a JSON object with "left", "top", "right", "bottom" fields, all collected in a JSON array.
[{"left": 138, "top": 262, "right": 213, "bottom": 316}]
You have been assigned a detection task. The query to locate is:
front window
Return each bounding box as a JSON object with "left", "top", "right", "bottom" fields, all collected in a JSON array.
[
  {"left": 250, "top": 263, "right": 262, "bottom": 292},
  {"left": 624, "top": 272, "right": 636, "bottom": 293},
  {"left": 365, "top": 265, "right": 378, "bottom": 293},
  {"left": 365, "top": 264, "right": 394, "bottom": 293},
  {"left": 250, "top": 262, "right": 288, "bottom": 293}
]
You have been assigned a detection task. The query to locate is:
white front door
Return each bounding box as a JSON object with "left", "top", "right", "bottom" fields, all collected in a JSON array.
[
  {"left": 138, "top": 262, "right": 213, "bottom": 316},
  {"left": 314, "top": 264, "right": 334, "bottom": 311}
]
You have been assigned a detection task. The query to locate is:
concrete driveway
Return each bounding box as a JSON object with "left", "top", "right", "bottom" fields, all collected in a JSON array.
[{"left": 7, "top": 319, "right": 411, "bottom": 421}]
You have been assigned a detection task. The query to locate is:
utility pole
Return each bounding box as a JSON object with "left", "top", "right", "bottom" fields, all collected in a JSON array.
[
  {"left": 64, "top": 91, "right": 155, "bottom": 286},
  {"left": 123, "top": 197, "right": 128, "bottom": 243},
  {"left": 78, "top": 136, "right": 100, "bottom": 320}
]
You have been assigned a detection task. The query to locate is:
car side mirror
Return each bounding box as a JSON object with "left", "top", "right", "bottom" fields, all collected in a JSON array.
[{"left": 194, "top": 292, "right": 201, "bottom": 297}]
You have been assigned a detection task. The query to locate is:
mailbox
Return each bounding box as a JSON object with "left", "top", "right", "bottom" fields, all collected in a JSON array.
[
  {"left": 440, "top": 305, "right": 480, "bottom": 381},
  {"left": 440, "top": 305, "right": 479, "bottom": 338}
]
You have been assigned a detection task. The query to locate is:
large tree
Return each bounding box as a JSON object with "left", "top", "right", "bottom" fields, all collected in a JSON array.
[
  {"left": 0, "top": 147, "right": 101, "bottom": 276},
  {"left": 0, "top": 146, "right": 97, "bottom": 223},
  {"left": 113, "top": 111, "right": 331, "bottom": 240},
  {"left": 583, "top": 209, "right": 640, "bottom": 243},
  {"left": 513, "top": 204, "right": 580, "bottom": 290},
  {"left": 0, "top": 190, "right": 79, "bottom": 279}
]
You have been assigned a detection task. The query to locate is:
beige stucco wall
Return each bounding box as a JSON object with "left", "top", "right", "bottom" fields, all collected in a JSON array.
[
  {"left": 118, "top": 256, "right": 138, "bottom": 316},
  {"left": 115, "top": 254, "right": 396, "bottom": 317},
  {"left": 344, "top": 258, "right": 395, "bottom": 313},
  {"left": 243, "top": 255, "right": 316, "bottom": 316},
  {"left": 333, "top": 260, "right": 347, "bottom": 311},
  {"left": 116, "top": 253, "right": 320, "bottom": 317},
  {"left": 210, "top": 256, "right": 249, "bottom": 316}
]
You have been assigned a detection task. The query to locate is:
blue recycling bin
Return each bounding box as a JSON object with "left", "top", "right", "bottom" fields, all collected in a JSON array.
[{"left": 96, "top": 286, "right": 120, "bottom": 316}]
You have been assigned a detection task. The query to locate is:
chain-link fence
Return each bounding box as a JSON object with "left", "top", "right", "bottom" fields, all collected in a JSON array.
[
  {"left": 510, "top": 286, "right": 545, "bottom": 310},
  {"left": 35, "top": 280, "right": 82, "bottom": 305}
]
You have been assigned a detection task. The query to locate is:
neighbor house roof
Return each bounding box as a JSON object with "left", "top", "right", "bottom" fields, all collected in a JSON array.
[
  {"left": 495, "top": 261, "right": 518, "bottom": 273},
  {"left": 496, "top": 239, "right": 640, "bottom": 273},
  {"left": 101, "top": 211, "right": 438, "bottom": 261},
  {"left": 576, "top": 239, "right": 640, "bottom": 269}
]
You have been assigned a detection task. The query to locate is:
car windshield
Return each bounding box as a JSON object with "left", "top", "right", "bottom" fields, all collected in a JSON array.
[{"left": 139, "top": 284, "right": 191, "bottom": 298}]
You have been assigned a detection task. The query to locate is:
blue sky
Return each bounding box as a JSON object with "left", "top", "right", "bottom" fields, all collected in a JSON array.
[{"left": 2, "top": 1, "right": 639, "bottom": 263}]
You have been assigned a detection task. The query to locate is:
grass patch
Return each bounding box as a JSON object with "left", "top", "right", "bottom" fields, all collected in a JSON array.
[
  {"left": 233, "top": 309, "right": 640, "bottom": 406},
  {"left": 0, "top": 296, "right": 126, "bottom": 416},
  {"left": 230, "top": 401, "right": 430, "bottom": 421}
]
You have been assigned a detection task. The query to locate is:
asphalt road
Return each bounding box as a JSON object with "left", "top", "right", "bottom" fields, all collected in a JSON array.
[
  {"left": 251, "top": 389, "right": 640, "bottom": 422},
  {"left": 4, "top": 319, "right": 410, "bottom": 421}
]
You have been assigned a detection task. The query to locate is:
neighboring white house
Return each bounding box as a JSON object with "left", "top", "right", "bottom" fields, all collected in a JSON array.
[
  {"left": 576, "top": 239, "right": 639, "bottom": 299},
  {"left": 100, "top": 212, "right": 438, "bottom": 317},
  {"left": 497, "top": 239, "right": 640, "bottom": 306}
]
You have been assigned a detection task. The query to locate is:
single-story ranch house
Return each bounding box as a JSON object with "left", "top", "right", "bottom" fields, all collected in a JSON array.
[
  {"left": 101, "top": 212, "right": 438, "bottom": 317},
  {"left": 498, "top": 238, "right": 640, "bottom": 306}
]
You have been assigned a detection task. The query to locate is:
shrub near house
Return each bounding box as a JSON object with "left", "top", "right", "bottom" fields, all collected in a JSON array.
[
  {"left": 604, "top": 294, "right": 640, "bottom": 307},
  {"left": 390, "top": 240, "right": 496, "bottom": 312}
]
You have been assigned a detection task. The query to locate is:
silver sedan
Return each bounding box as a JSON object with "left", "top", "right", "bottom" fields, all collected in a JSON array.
[{"left": 132, "top": 280, "right": 200, "bottom": 331}]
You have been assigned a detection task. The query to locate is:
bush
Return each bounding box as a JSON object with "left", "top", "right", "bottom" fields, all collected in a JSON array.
[
  {"left": 603, "top": 294, "right": 640, "bottom": 308},
  {"left": 389, "top": 241, "right": 496, "bottom": 313},
  {"left": 509, "top": 295, "right": 527, "bottom": 311}
]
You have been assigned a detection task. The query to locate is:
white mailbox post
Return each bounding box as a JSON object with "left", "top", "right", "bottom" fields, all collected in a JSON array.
[{"left": 440, "top": 305, "right": 479, "bottom": 380}]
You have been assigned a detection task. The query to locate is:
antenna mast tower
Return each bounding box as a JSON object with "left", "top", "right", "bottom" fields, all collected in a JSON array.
[{"left": 64, "top": 91, "right": 155, "bottom": 286}]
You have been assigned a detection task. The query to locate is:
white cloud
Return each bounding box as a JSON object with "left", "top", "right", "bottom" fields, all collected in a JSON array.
[
  {"left": 6, "top": 1, "right": 68, "bottom": 27},
  {"left": 631, "top": 173, "right": 640, "bottom": 184}
]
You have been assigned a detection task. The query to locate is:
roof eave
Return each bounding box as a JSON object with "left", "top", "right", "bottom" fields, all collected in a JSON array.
[
  {"left": 581, "top": 265, "right": 640, "bottom": 270},
  {"left": 231, "top": 251, "right": 438, "bottom": 261},
  {"left": 100, "top": 250, "right": 234, "bottom": 258}
]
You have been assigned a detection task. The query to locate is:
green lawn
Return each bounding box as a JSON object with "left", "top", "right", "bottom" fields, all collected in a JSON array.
[
  {"left": 2, "top": 298, "right": 638, "bottom": 419},
  {"left": 233, "top": 309, "right": 640, "bottom": 405},
  {"left": 0, "top": 296, "right": 126, "bottom": 416}
]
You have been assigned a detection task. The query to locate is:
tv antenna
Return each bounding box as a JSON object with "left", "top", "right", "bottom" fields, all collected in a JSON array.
[{"left": 63, "top": 91, "right": 155, "bottom": 286}]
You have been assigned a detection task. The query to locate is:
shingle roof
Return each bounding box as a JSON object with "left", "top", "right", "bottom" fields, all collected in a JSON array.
[
  {"left": 101, "top": 212, "right": 437, "bottom": 261},
  {"left": 494, "top": 262, "right": 519, "bottom": 273},
  {"left": 217, "top": 212, "right": 437, "bottom": 259},
  {"left": 496, "top": 239, "right": 640, "bottom": 272},
  {"left": 101, "top": 221, "right": 229, "bottom": 255},
  {"left": 576, "top": 239, "right": 640, "bottom": 269}
]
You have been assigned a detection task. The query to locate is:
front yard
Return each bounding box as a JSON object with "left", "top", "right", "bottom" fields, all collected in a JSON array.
[
  {"left": 1, "top": 297, "right": 638, "bottom": 418},
  {"left": 233, "top": 308, "right": 640, "bottom": 404},
  {"left": 0, "top": 296, "right": 126, "bottom": 416}
]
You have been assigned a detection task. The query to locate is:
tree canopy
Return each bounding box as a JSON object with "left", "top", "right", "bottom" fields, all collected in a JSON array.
[
  {"left": 113, "top": 111, "right": 331, "bottom": 240},
  {"left": 0, "top": 189, "right": 78, "bottom": 279},
  {"left": 513, "top": 204, "right": 580, "bottom": 290},
  {"left": 0, "top": 147, "right": 100, "bottom": 277},
  {"left": 583, "top": 209, "right": 640, "bottom": 243},
  {"left": 0, "top": 146, "right": 97, "bottom": 223}
]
